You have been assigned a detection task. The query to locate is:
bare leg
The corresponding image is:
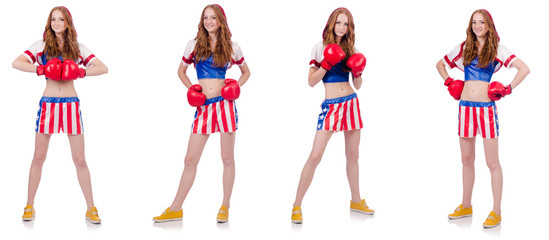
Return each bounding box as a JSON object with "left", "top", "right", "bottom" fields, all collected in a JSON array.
[
  {"left": 67, "top": 134, "right": 95, "bottom": 210},
  {"left": 483, "top": 138, "right": 502, "bottom": 214},
  {"left": 344, "top": 130, "right": 361, "bottom": 203},
  {"left": 219, "top": 132, "right": 236, "bottom": 208},
  {"left": 459, "top": 137, "right": 476, "bottom": 208},
  {"left": 293, "top": 130, "right": 333, "bottom": 207},
  {"left": 170, "top": 134, "right": 210, "bottom": 211},
  {"left": 26, "top": 133, "right": 52, "bottom": 206}
]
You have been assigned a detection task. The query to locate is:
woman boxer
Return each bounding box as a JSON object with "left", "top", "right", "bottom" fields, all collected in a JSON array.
[
  {"left": 153, "top": 4, "right": 250, "bottom": 223},
  {"left": 291, "top": 7, "right": 373, "bottom": 224},
  {"left": 436, "top": 9, "right": 529, "bottom": 228},
  {"left": 12, "top": 6, "right": 108, "bottom": 224}
]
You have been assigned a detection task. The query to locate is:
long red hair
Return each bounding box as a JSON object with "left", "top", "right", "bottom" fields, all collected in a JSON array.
[
  {"left": 323, "top": 8, "right": 356, "bottom": 68},
  {"left": 463, "top": 9, "right": 499, "bottom": 68},
  {"left": 194, "top": 4, "right": 233, "bottom": 67},
  {"left": 43, "top": 6, "right": 80, "bottom": 61}
]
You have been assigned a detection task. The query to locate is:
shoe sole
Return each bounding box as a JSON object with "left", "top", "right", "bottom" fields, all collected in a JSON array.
[
  {"left": 22, "top": 217, "right": 34, "bottom": 221},
  {"left": 217, "top": 219, "right": 228, "bottom": 223},
  {"left": 483, "top": 222, "right": 501, "bottom": 228},
  {"left": 86, "top": 217, "right": 101, "bottom": 224},
  {"left": 292, "top": 220, "right": 303, "bottom": 224},
  {"left": 153, "top": 218, "right": 182, "bottom": 223},
  {"left": 350, "top": 209, "right": 375, "bottom": 215},
  {"left": 448, "top": 214, "right": 472, "bottom": 219}
]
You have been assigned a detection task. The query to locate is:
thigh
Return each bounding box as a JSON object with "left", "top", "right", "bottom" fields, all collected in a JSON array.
[
  {"left": 343, "top": 129, "right": 361, "bottom": 150},
  {"left": 482, "top": 138, "right": 499, "bottom": 162},
  {"left": 185, "top": 133, "right": 210, "bottom": 161},
  {"left": 459, "top": 137, "right": 476, "bottom": 160},
  {"left": 310, "top": 130, "right": 334, "bottom": 156},
  {"left": 220, "top": 132, "right": 236, "bottom": 156},
  {"left": 33, "top": 133, "right": 52, "bottom": 156},
  {"left": 67, "top": 134, "right": 85, "bottom": 157}
]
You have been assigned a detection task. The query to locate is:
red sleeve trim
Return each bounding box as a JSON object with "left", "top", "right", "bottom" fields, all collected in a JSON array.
[
  {"left": 234, "top": 57, "right": 244, "bottom": 65},
  {"left": 83, "top": 54, "right": 95, "bottom": 66},
  {"left": 444, "top": 55, "right": 456, "bottom": 68},
  {"left": 24, "top": 50, "right": 36, "bottom": 64},
  {"left": 182, "top": 52, "right": 196, "bottom": 64},
  {"left": 310, "top": 59, "right": 320, "bottom": 68},
  {"left": 504, "top": 54, "right": 516, "bottom": 68}
]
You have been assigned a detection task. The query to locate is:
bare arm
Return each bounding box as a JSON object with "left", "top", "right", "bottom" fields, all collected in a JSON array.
[
  {"left": 85, "top": 58, "right": 108, "bottom": 76},
  {"left": 177, "top": 62, "right": 193, "bottom": 89},
  {"left": 13, "top": 54, "right": 108, "bottom": 77},
  {"left": 12, "top": 55, "right": 38, "bottom": 73},
  {"left": 352, "top": 76, "right": 363, "bottom": 90},
  {"left": 236, "top": 62, "right": 251, "bottom": 87},
  {"left": 436, "top": 59, "right": 451, "bottom": 81},
  {"left": 308, "top": 67, "right": 327, "bottom": 87},
  {"left": 508, "top": 58, "right": 530, "bottom": 90}
]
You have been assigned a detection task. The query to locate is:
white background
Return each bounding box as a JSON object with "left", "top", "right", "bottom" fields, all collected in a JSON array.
[{"left": 0, "top": 0, "right": 547, "bottom": 239}]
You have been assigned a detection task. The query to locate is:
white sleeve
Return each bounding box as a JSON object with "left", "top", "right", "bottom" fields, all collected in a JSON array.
[
  {"left": 309, "top": 41, "right": 324, "bottom": 68},
  {"left": 181, "top": 39, "right": 197, "bottom": 66},
  {"left": 78, "top": 42, "right": 96, "bottom": 68},
  {"left": 443, "top": 43, "right": 465, "bottom": 71},
  {"left": 23, "top": 40, "right": 45, "bottom": 65},
  {"left": 497, "top": 44, "right": 517, "bottom": 69},
  {"left": 231, "top": 42, "right": 245, "bottom": 66}
]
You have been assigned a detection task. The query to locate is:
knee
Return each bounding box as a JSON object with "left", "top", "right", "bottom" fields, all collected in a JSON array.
[
  {"left": 345, "top": 151, "right": 359, "bottom": 163},
  {"left": 31, "top": 152, "right": 47, "bottom": 166},
  {"left": 184, "top": 155, "right": 199, "bottom": 168},
  {"left": 221, "top": 154, "right": 234, "bottom": 167},
  {"left": 306, "top": 154, "right": 322, "bottom": 168},
  {"left": 72, "top": 156, "right": 88, "bottom": 169},
  {"left": 461, "top": 154, "right": 475, "bottom": 167},
  {"left": 486, "top": 159, "right": 501, "bottom": 171}
]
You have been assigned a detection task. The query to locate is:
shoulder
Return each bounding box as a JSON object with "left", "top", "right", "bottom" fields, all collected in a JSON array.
[
  {"left": 231, "top": 41, "right": 241, "bottom": 49},
  {"left": 313, "top": 41, "right": 324, "bottom": 51},
  {"left": 497, "top": 44, "right": 511, "bottom": 52},
  {"left": 29, "top": 39, "right": 45, "bottom": 49},
  {"left": 186, "top": 39, "right": 197, "bottom": 48},
  {"left": 77, "top": 42, "right": 89, "bottom": 50}
]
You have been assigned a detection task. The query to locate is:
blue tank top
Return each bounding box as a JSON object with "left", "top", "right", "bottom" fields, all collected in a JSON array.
[
  {"left": 196, "top": 55, "right": 228, "bottom": 80},
  {"left": 464, "top": 57, "right": 497, "bottom": 82},
  {"left": 322, "top": 62, "right": 349, "bottom": 83},
  {"left": 39, "top": 53, "right": 63, "bottom": 65}
]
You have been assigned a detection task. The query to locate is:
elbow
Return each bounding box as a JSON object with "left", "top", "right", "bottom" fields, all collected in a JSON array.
[
  {"left": 307, "top": 78, "right": 316, "bottom": 88},
  {"left": 436, "top": 60, "right": 444, "bottom": 70},
  {"left": 12, "top": 60, "right": 20, "bottom": 70}
]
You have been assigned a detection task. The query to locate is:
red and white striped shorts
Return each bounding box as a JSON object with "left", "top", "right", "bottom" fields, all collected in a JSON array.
[
  {"left": 317, "top": 93, "right": 363, "bottom": 132},
  {"left": 191, "top": 96, "right": 238, "bottom": 134},
  {"left": 35, "top": 97, "right": 84, "bottom": 134},
  {"left": 458, "top": 100, "right": 499, "bottom": 139}
]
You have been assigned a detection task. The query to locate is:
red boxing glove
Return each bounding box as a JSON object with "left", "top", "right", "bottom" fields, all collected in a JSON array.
[
  {"left": 187, "top": 84, "right": 206, "bottom": 107},
  {"left": 61, "top": 60, "right": 86, "bottom": 81},
  {"left": 37, "top": 58, "right": 63, "bottom": 81},
  {"left": 488, "top": 81, "right": 512, "bottom": 101},
  {"left": 444, "top": 77, "right": 464, "bottom": 101},
  {"left": 321, "top": 44, "right": 345, "bottom": 71},
  {"left": 347, "top": 53, "right": 366, "bottom": 78},
  {"left": 221, "top": 79, "right": 240, "bottom": 101}
]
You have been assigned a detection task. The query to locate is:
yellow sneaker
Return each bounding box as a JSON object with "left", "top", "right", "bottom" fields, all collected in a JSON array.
[
  {"left": 350, "top": 199, "right": 374, "bottom": 215},
  {"left": 216, "top": 206, "right": 229, "bottom": 223},
  {"left": 448, "top": 204, "right": 472, "bottom": 219},
  {"left": 153, "top": 207, "right": 183, "bottom": 223},
  {"left": 22, "top": 205, "right": 35, "bottom": 221},
  {"left": 483, "top": 211, "right": 501, "bottom": 228},
  {"left": 86, "top": 207, "right": 102, "bottom": 224},
  {"left": 291, "top": 206, "right": 303, "bottom": 224}
]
